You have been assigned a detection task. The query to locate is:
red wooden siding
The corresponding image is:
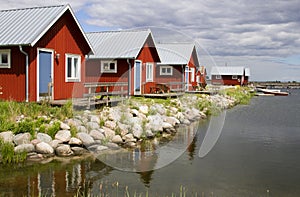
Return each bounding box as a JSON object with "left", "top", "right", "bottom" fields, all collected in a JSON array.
[
  {"left": 0, "top": 46, "right": 26, "bottom": 101},
  {"left": 211, "top": 75, "right": 243, "bottom": 86},
  {"left": 156, "top": 65, "right": 183, "bottom": 84},
  {"left": 187, "top": 53, "right": 198, "bottom": 90}
]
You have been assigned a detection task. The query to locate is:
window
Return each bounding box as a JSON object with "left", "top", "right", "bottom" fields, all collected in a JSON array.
[
  {"left": 66, "top": 54, "right": 81, "bottom": 82},
  {"left": 101, "top": 60, "right": 117, "bottom": 73},
  {"left": 160, "top": 66, "right": 173, "bottom": 76},
  {"left": 146, "top": 63, "right": 153, "bottom": 82},
  {"left": 0, "top": 49, "right": 11, "bottom": 68},
  {"left": 190, "top": 67, "right": 195, "bottom": 82},
  {"left": 232, "top": 75, "right": 238, "bottom": 79},
  {"left": 216, "top": 75, "right": 221, "bottom": 79}
]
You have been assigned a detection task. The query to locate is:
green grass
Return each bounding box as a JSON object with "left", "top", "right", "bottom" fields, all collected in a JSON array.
[
  {"left": 0, "top": 139, "right": 27, "bottom": 164},
  {"left": 221, "top": 87, "right": 254, "bottom": 105}
]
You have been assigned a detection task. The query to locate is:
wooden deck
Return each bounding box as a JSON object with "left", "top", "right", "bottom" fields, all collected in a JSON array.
[
  {"left": 139, "top": 92, "right": 184, "bottom": 98},
  {"left": 185, "top": 90, "right": 218, "bottom": 95}
]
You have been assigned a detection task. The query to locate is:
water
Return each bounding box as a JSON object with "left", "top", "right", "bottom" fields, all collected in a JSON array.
[{"left": 1, "top": 89, "right": 300, "bottom": 196}]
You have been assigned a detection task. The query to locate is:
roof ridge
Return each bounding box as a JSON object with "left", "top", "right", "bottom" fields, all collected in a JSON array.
[
  {"left": 86, "top": 28, "right": 150, "bottom": 34},
  {"left": 157, "top": 42, "right": 195, "bottom": 45},
  {"left": 0, "top": 4, "right": 66, "bottom": 12}
]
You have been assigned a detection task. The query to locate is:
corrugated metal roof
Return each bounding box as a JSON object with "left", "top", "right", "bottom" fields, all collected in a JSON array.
[
  {"left": 0, "top": 4, "right": 94, "bottom": 53},
  {"left": 86, "top": 29, "right": 152, "bottom": 59},
  {"left": 156, "top": 43, "right": 196, "bottom": 65},
  {"left": 211, "top": 66, "right": 245, "bottom": 75},
  {"left": 245, "top": 68, "right": 250, "bottom": 76}
]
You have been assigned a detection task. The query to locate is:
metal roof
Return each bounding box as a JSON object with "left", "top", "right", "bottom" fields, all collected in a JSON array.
[
  {"left": 86, "top": 29, "right": 153, "bottom": 59},
  {"left": 245, "top": 68, "right": 250, "bottom": 76},
  {"left": 211, "top": 66, "right": 245, "bottom": 75},
  {"left": 0, "top": 4, "right": 94, "bottom": 53},
  {"left": 156, "top": 43, "right": 197, "bottom": 65}
]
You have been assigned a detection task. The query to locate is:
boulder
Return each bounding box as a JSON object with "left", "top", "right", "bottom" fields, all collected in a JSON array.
[
  {"left": 89, "top": 115, "right": 100, "bottom": 124},
  {"left": 130, "top": 109, "right": 139, "bottom": 117},
  {"left": 145, "top": 130, "right": 154, "bottom": 138},
  {"left": 55, "top": 145, "right": 73, "bottom": 157},
  {"left": 0, "top": 131, "right": 14, "bottom": 143},
  {"left": 123, "top": 133, "right": 136, "bottom": 143},
  {"left": 77, "top": 125, "right": 88, "bottom": 133},
  {"left": 60, "top": 122, "right": 70, "bottom": 130},
  {"left": 55, "top": 130, "right": 71, "bottom": 142},
  {"left": 88, "top": 144, "right": 108, "bottom": 153},
  {"left": 104, "top": 121, "right": 117, "bottom": 130},
  {"left": 66, "top": 118, "right": 82, "bottom": 127},
  {"left": 162, "top": 122, "right": 173, "bottom": 130},
  {"left": 164, "top": 116, "right": 180, "bottom": 126},
  {"left": 139, "top": 105, "right": 149, "bottom": 115},
  {"left": 132, "top": 124, "right": 143, "bottom": 139},
  {"left": 37, "top": 133, "right": 52, "bottom": 143},
  {"left": 76, "top": 132, "right": 95, "bottom": 147},
  {"left": 117, "top": 122, "right": 129, "bottom": 136},
  {"left": 49, "top": 139, "right": 63, "bottom": 149},
  {"left": 102, "top": 127, "right": 115, "bottom": 140},
  {"left": 14, "top": 144, "right": 35, "bottom": 153},
  {"left": 27, "top": 153, "right": 44, "bottom": 160},
  {"left": 89, "top": 130, "right": 105, "bottom": 140},
  {"left": 71, "top": 147, "right": 88, "bottom": 156},
  {"left": 36, "top": 142, "right": 54, "bottom": 154},
  {"left": 112, "top": 135, "right": 123, "bottom": 144},
  {"left": 86, "top": 122, "right": 100, "bottom": 131},
  {"left": 150, "top": 104, "right": 166, "bottom": 115},
  {"left": 31, "top": 139, "right": 41, "bottom": 146},
  {"left": 68, "top": 137, "right": 82, "bottom": 146},
  {"left": 14, "top": 133, "right": 31, "bottom": 145},
  {"left": 106, "top": 142, "right": 119, "bottom": 149},
  {"left": 147, "top": 115, "right": 164, "bottom": 132}
]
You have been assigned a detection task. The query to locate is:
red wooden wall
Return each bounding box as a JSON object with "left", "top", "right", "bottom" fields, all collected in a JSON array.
[{"left": 211, "top": 75, "right": 243, "bottom": 86}]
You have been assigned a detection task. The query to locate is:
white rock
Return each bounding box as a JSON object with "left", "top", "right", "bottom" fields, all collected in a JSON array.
[
  {"left": 104, "top": 121, "right": 117, "bottom": 130},
  {"left": 36, "top": 142, "right": 54, "bottom": 154},
  {"left": 88, "top": 145, "right": 108, "bottom": 152},
  {"left": 162, "top": 122, "right": 173, "bottom": 130},
  {"left": 14, "top": 133, "right": 31, "bottom": 145},
  {"left": 60, "top": 122, "right": 70, "bottom": 130},
  {"left": 77, "top": 126, "right": 88, "bottom": 133},
  {"left": 139, "top": 105, "right": 149, "bottom": 115},
  {"left": 89, "top": 115, "right": 100, "bottom": 124},
  {"left": 123, "top": 133, "right": 136, "bottom": 143},
  {"left": 130, "top": 109, "right": 139, "bottom": 116},
  {"left": 112, "top": 135, "right": 123, "bottom": 144},
  {"left": 89, "top": 130, "right": 105, "bottom": 140},
  {"left": 0, "top": 131, "right": 14, "bottom": 143},
  {"left": 132, "top": 124, "right": 143, "bottom": 138},
  {"left": 117, "top": 122, "right": 129, "bottom": 136},
  {"left": 55, "top": 145, "right": 73, "bottom": 157},
  {"left": 146, "top": 130, "right": 154, "bottom": 138},
  {"left": 37, "top": 133, "right": 52, "bottom": 143},
  {"left": 71, "top": 147, "right": 87, "bottom": 155},
  {"left": 14, "top": 144, "right": 35, "bottom": 153},
  {"left": 68, "top": 137, "right": 82, "bottom": 146},
  {"left": 102, "top": 127, "right": 115, "bottom": 140},
  {"left": 49, "top": 139, "right": 63, "bottom": 149},
  {"left": 76, "top": 132, "right": 95, "bottom": 147},
  {"left": 55, "top": 130, "right": 71, "bottom": 142},
  {"left": 86, "top": 122, "right": 100, "bottom": 131},
  {"left": 164, "top": 116, "right": 180, "bottom": 126}
]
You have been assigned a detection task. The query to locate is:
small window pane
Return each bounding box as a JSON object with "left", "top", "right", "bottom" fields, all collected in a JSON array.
[
  {"left": 167, "top": 68, "right": 171, "bottom": 74},
  {"left": 162, "top": 68, "right": 166, "bottom": 73},
  {"left": 109, "top": 63, "right": 115, "bottom": 70},
  {"left": 1, "top": 54, "right": 8, "bottom": 64},
  {"left": 74, "top": 58, "right": 78, "bottom": 77},
  {"left": 104, "top": 63, "right": 109, "bottom": 70},
  {"left": 67, "top": 57, "right": 72, "bottom": 78}
]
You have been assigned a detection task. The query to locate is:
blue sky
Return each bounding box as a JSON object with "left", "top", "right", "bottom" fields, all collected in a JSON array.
[{"left": 2, "top": 0, "right": 300, "bottom": 81}]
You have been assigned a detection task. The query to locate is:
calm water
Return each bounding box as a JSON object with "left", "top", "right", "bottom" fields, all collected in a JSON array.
[{"left": 0, "top": 89, "right": 300, "bottom": 196}]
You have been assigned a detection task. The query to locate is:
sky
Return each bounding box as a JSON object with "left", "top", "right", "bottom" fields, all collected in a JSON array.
[{"left": 2, "top": 0, "right": 300, "bottom": 81}]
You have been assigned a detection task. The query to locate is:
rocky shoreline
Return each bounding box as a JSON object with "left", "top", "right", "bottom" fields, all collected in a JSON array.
[{"left": 0, "top": 93, "right": 239, "bottom": 162}]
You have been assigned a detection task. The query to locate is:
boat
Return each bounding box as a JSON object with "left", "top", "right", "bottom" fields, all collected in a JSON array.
[{"left": 256, "top": 88, "right": 289, "bottom": 96}]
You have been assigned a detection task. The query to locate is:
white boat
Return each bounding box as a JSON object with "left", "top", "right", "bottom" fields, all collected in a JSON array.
[{"left": 256, "top": 88, "right": 289, "bottom": 96}]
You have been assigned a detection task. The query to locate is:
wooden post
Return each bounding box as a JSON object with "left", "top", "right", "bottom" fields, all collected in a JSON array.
[
  {"left": 87, "top": 86, "right": 91, "bottom": 109},
  {"left": 106, "top": 86, "right": 109, "bottom": 106}
]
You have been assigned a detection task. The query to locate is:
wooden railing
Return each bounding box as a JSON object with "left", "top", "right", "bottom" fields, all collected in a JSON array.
[
  {"left": 144, "top": 82, "right": 185, "bottom": 94},
  {"left": 84, "top": 82, "right": 128, "bottom": 109}
]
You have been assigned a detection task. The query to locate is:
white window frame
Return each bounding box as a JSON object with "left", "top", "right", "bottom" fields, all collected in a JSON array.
[
  {"left": 101, "top": 60, "right": 117, "bottom": 73},
  {"left": 160, "top": 65, "right": 173, "bottom": 76},
  {"left": 190, "top": 67, "right": 195, "bottom": 82},
  {"left": 146, "top": 62, "right": 154, "bottom": 82},
  {"left": 0, "top": 49, "right": 11, "bottom": 68},
  {"left": 232, "top": 75, "right": 238, "bottom": 79},
  {"left": 65, "top": 54, "right": 81, "bottom": 82},
  {"left": 216, "top": 75, "right": 221, "bottom": 79}
]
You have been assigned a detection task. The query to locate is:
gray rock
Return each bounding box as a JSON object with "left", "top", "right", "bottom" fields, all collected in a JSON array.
[
  {"left": 60, "top": 122, "right": 70, "bottom": 130},
  {"left": 68, "top": 137, "right": 82, "bottom": 146},
  {"left": 130, "top": 109, "right": 139, "bottom": 116},
  {"left": 71, "top": 147, "right": 88, "bottom": 155},
  {"left": 139, "top": 105, "right": 149, "bottom": 115},
  {"left": 106, "top": 142, "right": 119, "bottom": 149},
  {"left": 123, "top": 133, "right": 136, "bottom": 143},
  {"left": 31, "top": 139, "right": 41, "bottom": 146},
  {"left": 55, "top": 145, "right": 73, "bottom": 157},
  {"left": 55, "top": 130, "right": 71, "bottom": 142},
  {"left": 182, "top": 119, "right": 191, "bottom": 125},
  {"left": 76, "top": 132, "right": 95, "bottom": 147},
  {"left": 0, "top": 131, "right": 14, "bottom": 143},
  {"left": 147, "top": 115, "right": 164, "bottom": 132},
  {"left": 162, "top": 122, "right": 173, "bottom": 130},
  {"left": 117, "top": 122, "right": 129, "bottom": 136},
  {"left": 102, "top": 127, "right": 115, "bottom": 140},
  {"left": 66, "top": 118, "right": 81, "bottom": 127},
  {"left": 164, "top": 116, "right": 180, "bottom": 126},
  {"left": 14, "top": 133, "right": 31, "bottom": 145},
  {"left": 89, "top": 115, "right": 100, "bottom": 124},
  {"left": 86, "top": 122, "right": 100, "bottom": 131},
  {"left": 104, "top": 121, "right": 117, "bottom": 130},
  {"left": 77, "top": 125, "right": 88, "bottom": 133},
  {"left": 150, "top": 104, "right": 166, "bottom": 115},
  {"left": 14, "top": 144, "right": 35, "bottom": 153},
  {"left": 146, "top": 130, "right": 154, "bottom": 138},
  {"left": 132, "top": 124, "right": 143, "bottom": 139},
  {"left": 108, "top": 108, "right": 121, "bottom": 121},
  {"left": 36, "top": 142, "right": 54, "bottom": 154},
  {"left": 37, "top": 133, "right": 52, "bottom": 143},
  {"left": 112, "top": 135, "right": 123, "bottom": 144},
  {"left": 88, "top": 144, "right": 108, "bottom": 152},
  {"left": 49, "top": 139, "right": 63, "bottom": 149},
  {"left": 27, "top": 152, "right": 44, "bottom": 160},
  {"left": 89, "top": 130, "right": 105, "bottom": 140}
]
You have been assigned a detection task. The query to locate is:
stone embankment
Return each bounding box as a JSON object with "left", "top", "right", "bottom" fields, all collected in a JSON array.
[{"left": 0, "top": 94, "right": 237, "bottom": 161}]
